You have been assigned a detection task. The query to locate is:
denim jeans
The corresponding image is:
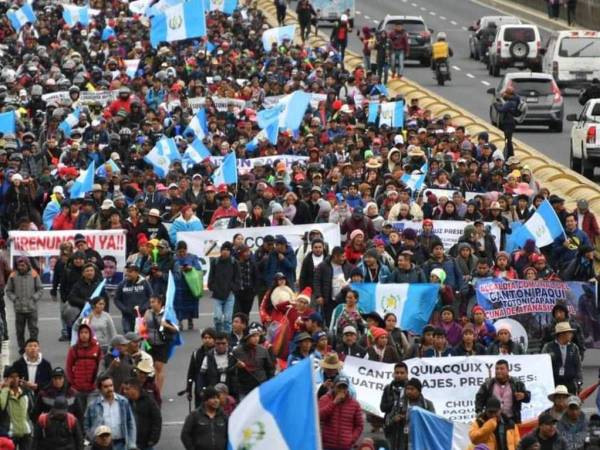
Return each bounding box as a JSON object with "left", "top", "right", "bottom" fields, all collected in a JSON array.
[
  {"left": 391, "top": 50, "right": 405, "bottom": 76},
  {"left": 121, "top": 314, "right": 135, "bottom": 334},
  {"left": 213, "top": 293, "right": 234, "bottom": 333}
]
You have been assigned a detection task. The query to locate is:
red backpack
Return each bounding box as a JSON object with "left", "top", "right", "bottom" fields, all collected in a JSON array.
[{"left": 38, "top": 412, "right": 77, "bottom": 436}]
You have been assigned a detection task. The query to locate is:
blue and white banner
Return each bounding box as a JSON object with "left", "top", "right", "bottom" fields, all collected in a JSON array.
[
  {"left": 401, "top": 163, "right": 428, "bottom": 193},
  {"left": 506, "top": 200, "right": 565, "bottom": 252},
  {"left": 206, "top": 0, "right": 238, "bottom": 14},
  {"left": 410, "top": 408, "right": 471, "bottom": 450},
  {"left": 62, "top": 4, "right": 90, "bottom": 27},
  {"left": 367, "top": 101, "right": 379, "bottom": 123},
  {"left": 58, "top": 108, "right": 81, "bottom": 137},
  {"left": 0, "top": 111, "right": 16, "bottom": 134},
  {"left": 144, "top": 137, "right": 180, "bottom": 177},
  {"left": 150, "top": 0, "right": 207, "bottom": 48},
  {"left": 182, "top": 137, "right": 211, "bottom": 171},
  {"left": 70, "top": 161, "right": 95, "bottom": 199},
  {"left": 350, "top": 283, "right": 439, "bottom": 334},
  {"left": 212, "top": 152, "right": 237, "bottom": 185},
  {"left": 228, "top": 358, "right": 321, "bottom": 450},
  {"left": 7, "top": 4, "right": 36, "bottom": 32},
  {"left": 184, "top": 108, "right": 208, "bottom": 139},
  {"left": 379, "top": 100, "right": 404, "bottom": 128},
  {"left": 261, "top": 25, "right": 296, "bottom": 51}
]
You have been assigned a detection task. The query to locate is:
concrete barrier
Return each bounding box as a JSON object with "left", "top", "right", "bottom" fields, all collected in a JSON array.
[{"left": 256, "top": 0, "right": 600, "bottom": 216}]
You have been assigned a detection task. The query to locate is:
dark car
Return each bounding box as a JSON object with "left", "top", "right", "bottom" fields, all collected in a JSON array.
[{"left": 377, "top": 15, "right": 432, "bottom": 66}]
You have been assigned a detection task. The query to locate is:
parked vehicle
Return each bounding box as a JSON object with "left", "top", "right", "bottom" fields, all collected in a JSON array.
[
  {"left": 488, "top": 24, "right": 543, "bottom": 77},
  {"left": 468, "top": 15, "right": 521, "bottom": 62},
  {"left": 377, "top": 15, "right": 432, "bottom": 66},
  {"left": 567, "top": 98, "right": 600, "bottom": 177}
]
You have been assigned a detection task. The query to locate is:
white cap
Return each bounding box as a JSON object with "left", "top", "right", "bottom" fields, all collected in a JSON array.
[
  {"left": 53, "top": 186, "right": 64, "bottom": 195},
  {"left": 238, "top": 203, "right": 248, "bottom": 212},
  {"left": 110, "top": 152, "right": 120, "bottom": 161},
  {"left": 11, "top": 174, "right": 23, "bottom": 182},
  {"left": 101, "top": 199, "right": 115, "bottom": 210},
  {"left": 393, "top": 134, "right": 404, "bottom": 145}
]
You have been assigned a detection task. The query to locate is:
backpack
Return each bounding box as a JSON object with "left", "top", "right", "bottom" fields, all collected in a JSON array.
[
  {"left": 38, "top": 412, "right": 77, "bottom": 437},
  {"left": 514, "top": 97, "right": 527, "bottom": 122}
]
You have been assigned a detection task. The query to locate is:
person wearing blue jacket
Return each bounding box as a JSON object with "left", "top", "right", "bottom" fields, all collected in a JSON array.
[
  {"left": 357, "top": 249, "right": 392, "bottom": 283},
  {"left": 145, "top": 79, "right": 167, "bottom": 112},
  {"left": 552, "top": 213, "right": 592, "bottom": 271},
  {"left": 265, "top": 236, "right": 297, "bottom": 288},
  {"left": 493, "top": 86, "right": 521, "bottom": 158},
  {"left": 168, "top": 205, "right": 204, "bottom": 246},
  {"left": 114, "top": 263, "right": 153, "bottom": 333},
  {"left": 423, "top": 241, "right": 465, "bottom": 293}
]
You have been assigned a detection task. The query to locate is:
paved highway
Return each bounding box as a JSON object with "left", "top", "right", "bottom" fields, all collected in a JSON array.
[{"left": 346, "top": 0, "right": 587, "bottom": 172}]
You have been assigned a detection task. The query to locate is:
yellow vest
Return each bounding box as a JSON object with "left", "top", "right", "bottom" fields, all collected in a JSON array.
[{"left": 432, "top": 41, "right": 449, "bottom": 60}]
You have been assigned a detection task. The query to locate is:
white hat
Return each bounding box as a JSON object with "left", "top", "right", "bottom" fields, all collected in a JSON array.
[
  {"left": 238, "top": 203, "right": 248, "bottom": 213},
  {"left": 11, "top": 174, "right": 23, "bottom": 182},
  {"left": 393, "top": 134, "right": 404, "bottom": 145},
  {"left": 148, "top": 208, "right": 161, "bottom": 218},
  {"left": 343, "top": 325, "right": 357, "bottom": 335},
  {"left": 547, "top": 385, "right": 569, "bottom": 401},
  {"left": 100, "top": 199, "right": 115, "bottom": 210},
  {"left": 110, "top": 152, "right": 120, "bottom": 161},
  {"left": 53, "top": 186, "right": 64, "bottom": 195}
]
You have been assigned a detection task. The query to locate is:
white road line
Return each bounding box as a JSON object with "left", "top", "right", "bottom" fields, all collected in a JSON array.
[
  {"left": 429, "top": 11, "right": 436, "bottom": 16},
  {"left": 420, "top": 6, "right": 426, "bottom": 11},
  {"left": 450, "top": 20, "right": 457, "bottom": 25},
  {"left": 481, "top": 80, "right": 490, "bottom": 86},
  {"left": 462, "top": 25, "right": 468, "bottom": 31},
  {"left": 466, "top": 73, "right": 475, "bottom": 78},
  {"left": 364, "top": 15, "right": 370, "bottom": 19},
  {"left": 355, "top": 10, "right": 361, "bottom": 14},
  {"left": 372, "top": 19, "right": 378, "bottom": 23},
  {"left": 452, "top": 65, "right": 461, "bottom": 71},
  {"left": 411, "top": 2, "right": 417, "bottom": 6},
  {"left": 440, "top": 15, "right": 446, "bottom": 20}
]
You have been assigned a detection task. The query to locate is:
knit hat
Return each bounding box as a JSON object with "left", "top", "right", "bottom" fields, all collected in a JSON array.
[
  {"left": 402, "top": 228, "right": 417, "bottom": 240},
  {"left": 430, "top": 268, "right": 446, "bottom": 284},
  {"left": 296, "top": 287, "right": 312, "bottom": 303},
  {"left": 517, "top": 434, "right": 539, "bottom": 450},
  {"left": 371, "top": 327, "right": 388, "bottom": 341},
  {"left": 406, "top": 378, "right": 422, "bottom": 392},
  {"left": 350, "top": 229, "right": 364, "bottom": 241},
  {"left": 471, "top": 305, "right": 485, "bottom": 315},
  {"left": 365, "top": 248, "right": 379, "bottom": 259}
]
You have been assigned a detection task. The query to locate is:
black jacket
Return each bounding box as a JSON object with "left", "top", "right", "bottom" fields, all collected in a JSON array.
[
  {"left": 388, "top": 265, "right": 427, "bottom": 284},
  {"left": 129, "top": 392, "right": 162, "bottom": 448},
  {"left": 181, "top": 407, "right": 228, "bottom": 450},
  {"left": 200, "top": 349, "right": 237, "bottom": 394},
  {"left": 68, "top": 277, "right": 103, "bottom": 309},
  {"left": 31, "top": 412, "right": 84, "bottom": 450},
  {"left": 541, "top": 341, "right": 582, "bottom": 391},
  {"left": 12, "top": 356, "right": 52, "bottom": 391},
  {"left": 298, "top": 252, "right": 322, "bottom": 291},
  {"left": 475, "top": 376, "right": 531, "bottom": 423},
  {"left": 232, "top": 343, "right": 275, "bottom": 395},
  {"left": 208, "top": 257, "right": 241, "bottom": 301},
  {"left": 335, "top": 342, "right": 366, "bottom": 359},
  {"left": 33, "top": 385, "right": 84, "bottom": 424},
  {"left": 313, "top": 257, "right": 354, "bottom": 304}
]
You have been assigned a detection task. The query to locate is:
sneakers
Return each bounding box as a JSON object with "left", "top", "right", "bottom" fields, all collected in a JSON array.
[{"left": 58, "top": 335, "right": 69, "bottom": 342}]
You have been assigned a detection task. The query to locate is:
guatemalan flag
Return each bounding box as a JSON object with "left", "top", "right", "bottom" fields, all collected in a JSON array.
[
  {"left": 62, "top": 5, "right": 91, "bottom": 27},
  {"left": 506, "top": 199, "right": 565, "bottom": 252},
  {"left": 124, "top": 59, "right": 140, "bottom": 78},
  {"left": 7, "top": 4, "right": 37, "bottom": 32},
  {"left": 150, "top": 0, "right": 207, "bottom": 48},
  {"left": 351, "top": 283, "right": 439, "bottom": 334},
  {"left": 367, "top": 101, "right": 379, "bottom": 123},
  {"left": 184, "top": 108, "right": 208, "bottom": 139},
  {"left": 228, "top": 358, "right": 321, "bottom": 450},
  {"left": 58, "top": 108, "right": 81, "bottom": 138},
  {"left": 261, "top": 24, "right": 296, "bottom": 51},
  {"left": 144, "top": 137, "right": 180, "bottom": 177},
  {"left": 410, "top": 407, "right": 470, "bottom": 450},
  {"left": 206, "top": 0, "right": 238, "bottom": 15},
  {"left": 246, "top": 119, "right": 279, "bottom": 153},
  {"left": 212, "top": 152, "right": 237, "bottom": 185},
  {"left": 401, "top": 163, "right": 428, "bottom": 194},
  {"left": 70, "top": 160, "right": 95, "bottom": 199},
  {"left": 380, "top": 100, "right": 404, "bottom": 128},
  {"left": 257, "top": 104, "right": 284, "bottom": 129},
  {"left": 182, "top": 137, "right": 211, "bottom": 171},
  {"left": 70, "top": 279, "right": 106, "bottom": 346},
  {"left": 277, "top": 90, "right": 311, "bottom": 131},
  {"left": 0, "top": 111, "right": 16, "bottom": 134},
  {"left": 164, "top": 271, "right": 183, "bottom": 359}
]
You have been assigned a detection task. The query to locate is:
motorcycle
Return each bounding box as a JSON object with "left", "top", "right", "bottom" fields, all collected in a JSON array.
[{"left": 434, "top": 59, "right": 451, "bottom": 86}]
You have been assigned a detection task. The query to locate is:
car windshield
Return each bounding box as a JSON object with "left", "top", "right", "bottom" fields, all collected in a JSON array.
[
  {"left": 559, "top": 37, "right": 600, "bottom": 57},
  {"left": 511, "top": 79, "right": 553, "bottom": 95},
  {"left": 386, "top": 20, "right": 426, "bottom": 34},
  {"left": 503, "top": 28, "right": 535, "bottom": 42}
]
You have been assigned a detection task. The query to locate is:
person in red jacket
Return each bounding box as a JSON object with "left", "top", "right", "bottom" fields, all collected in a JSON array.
[
  {"left": 65, "top": 324, "right": 103, "bottom": 410},
  {"left": 51, "top": 200, "right": 79, "bottom": 230},
  {"left": 319, "top": 375, "right": 364, "bottom": 450},
  {"left": 209, "top": 190, "right": 238, "bottom": 227},
  {"left": 388, "top": 24, "right": 410, "bottom": 79}
]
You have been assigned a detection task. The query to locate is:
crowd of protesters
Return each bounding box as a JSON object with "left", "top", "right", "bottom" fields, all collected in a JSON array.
[{"left": 0, "top": 0, "right": 597, "bottom": 448}]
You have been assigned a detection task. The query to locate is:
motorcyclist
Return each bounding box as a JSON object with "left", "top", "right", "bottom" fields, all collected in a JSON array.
[
  {"left": 431, "top": 32, "right": 453, "bottom": 77},
  {"left": 578, "top": 78, "right": 600, "bottom": 105}
]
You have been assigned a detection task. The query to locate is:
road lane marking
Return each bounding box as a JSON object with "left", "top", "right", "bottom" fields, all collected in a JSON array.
[
  {"left": 420, "top": 6, "right": 426, "bottom": 11},
  {"left": 481, "top": 80, "right": 490, "bottom": 86},
  {"left": 411, "top": 2, "right": 417, "bottom": 6},
  {"left": 356, "top": 10, "right": 361, "bottom": 14},
  {"left": 429, "top": 11, "right": 436, "bottom": 16},
  {"left": 364, "top": 15, "right": 370, "bottom": 19},
  {"left": 452, "top": 65, "right": 461, "bottom": 71},
  {"left": 373, "top": 19, "right": 378, "bottom": 23},
  {"left": 462, "top": 26, "right": 468, "bottom": 31},
  {"left": 466, "top": 73, "right": 475, "bottom": 78},
  {"left": 451, "top": 20, "right": 457, "bottom": 25}
]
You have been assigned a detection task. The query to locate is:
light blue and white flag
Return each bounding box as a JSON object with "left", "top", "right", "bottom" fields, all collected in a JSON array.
[
  {"left": 410, "top": 407, "right": 470, "bottom": 450},
  {"left": 228, "top": 357, "right": 321, "bottom": 450},
  {"left": 58, "top": 108, "right": 81, "bottom": 137},
  {"left": 212, "top": 152, "right": 237, "bottom": 185},
  {"left": 278, "top": 90, "right": 311, "bottom": 131},
  {"left": 370, "top": 83, "right": 388, "bottom": 96},
  {"left": 124, "top": 59, "right": 141, "bottom": 78},
  {"left": 506, "top": 199, "right": 565, "bottom": 252},
  {"left": 101, "top": 26, "right": 116, "bottom": 41},
  {"left": 206, "top": 0, "right": 238, "bottom": 15},
  {"left": 145, "top": 0, "right": 183, "bottom": 16},
  {"left": 367, "top": 101, "right": 379, "bottom": 123},
  {"left": 62, "top": 4, "right": 91, "bottom": 27},
  {"left": 261, "top": 24, "right": 296, "bottom": 51},
  {"left": 351, "top": 283, "right": 439, "bottom": 334},
  {"left": 184, "top": 108, "right": 208, "bottom": 139},
  {"left": 164, "top": 270, "right": 183, "bottom": 359},
  {"left": 257, "top": 104, "right": 284, "bottom": 129},
  {"left": 401, "top": 163, "right": 428, "bottom": 194},
  {"left": 70, "top": 279, "right": 106, "bottom": 346},
  {"left": 70, "top": 160, "right": 95, "bottom": 199},
  {"left": 0, "top": 111, "right": 16, "bottom": 134},
  {"left": 7, "top": 4, "right": 37, "bottom": 32},
  {"left": 246, "top": 120, "right": 279, "bottom": 153},
  {"left": 95, "top": 158, "right": 121, "bottom": 178},
  {"left": 144, "top": 137, "right": 179, "bottom": 177},
  {"left": 379, "top": 100, "right": 404, "bottom": 128},
  {"left": 150, "top": 0, "right": 207, "bottom": 48},
  {"left": 129, "top": 0, "right": 153, "bottom": 15},
  {"left": 182, "top": 137, "right": 211, "bottom": 171}
]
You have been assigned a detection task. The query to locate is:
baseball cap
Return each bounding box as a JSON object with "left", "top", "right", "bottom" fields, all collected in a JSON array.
[
  {"left": 95, "top": 425, "right": 112, "bottom": 437},
  {"left": 334, "top": 375, "right": 350, "bottom": 387},
  {"left": 343, "top": 325, "right": 357, "bottom": 335},
  {"left": 538, "top": 413, "right": 558, "bottom": 425}
]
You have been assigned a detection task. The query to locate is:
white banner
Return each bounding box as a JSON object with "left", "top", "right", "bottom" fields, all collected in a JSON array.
[
  {"left": 41, "top": 90, "right": 119, "bottom": 105},
  {"left": 392, "top": 219, "right": 501, "bottom": 251},
  {"left": 9, "top": 229, "right": 127, "bottom": 270},
  {"left": 179, "top": 223, "right": 341, "bottom": 258},
  {"left": 187, "top": 96, "right": 247, "bottom": 113},
  {"left": 343, "top": 354, "right": 553, "bottom": 422},
  {"left": 208, "top": 155, "right": 308, "bottom": 171}
]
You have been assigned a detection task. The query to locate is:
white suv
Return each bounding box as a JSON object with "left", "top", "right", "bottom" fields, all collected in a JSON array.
[{"left": 488, "top": 24, "right": 543, "bottom": 77}]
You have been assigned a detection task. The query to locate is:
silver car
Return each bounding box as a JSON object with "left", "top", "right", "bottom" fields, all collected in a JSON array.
[{"left": 487, "top": 72, "right": 564, "bottom": 132}]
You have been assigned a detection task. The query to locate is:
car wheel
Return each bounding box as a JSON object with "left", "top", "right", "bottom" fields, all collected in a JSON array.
[
  {"left": 550, "top": 121, "right": 563, "bottom": 133},
  {"left": 570, "top": 144, "right": 582, "bottom": 173}
]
